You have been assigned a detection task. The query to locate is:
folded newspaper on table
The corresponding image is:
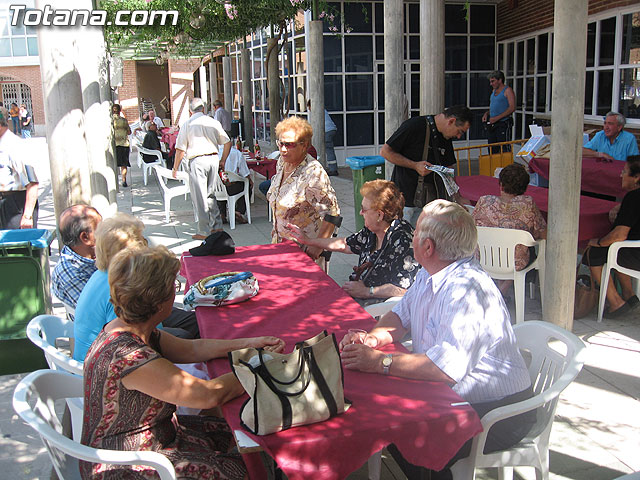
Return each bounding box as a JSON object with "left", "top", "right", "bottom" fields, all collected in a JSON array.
[{"left": 427, "top": 165, "right": 459, "bottom": 197}]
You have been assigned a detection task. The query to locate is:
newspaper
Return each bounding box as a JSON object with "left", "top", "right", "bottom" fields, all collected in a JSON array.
[{"left": 426, "top": 165, "right": 459, "bottom": 197}]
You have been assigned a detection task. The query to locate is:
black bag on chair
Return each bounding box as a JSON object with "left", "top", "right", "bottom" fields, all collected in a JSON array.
[{"left": 413, "top": 116, "right": 452, "bottom": 207}]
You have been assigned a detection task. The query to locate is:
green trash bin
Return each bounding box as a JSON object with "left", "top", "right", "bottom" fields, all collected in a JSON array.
[
  {"left": 346, "top": 156, "right": 386, "bottom": 231},
  {"left": 0, "top": 228, "right": 55, "bottom": 375}
]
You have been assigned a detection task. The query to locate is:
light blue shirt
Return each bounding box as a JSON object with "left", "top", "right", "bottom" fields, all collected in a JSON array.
[
  {"left": 324, "top": 110, "right": 337, "bottom": 133},
  {"left": 73, "top": 270, "right": 114, "bottom": 361},
  {"left": 584, "top": 130, "right": 639, "bottom": 161},
  {"left": 393, "top": 258, "right": 531, "bottom": 403}
]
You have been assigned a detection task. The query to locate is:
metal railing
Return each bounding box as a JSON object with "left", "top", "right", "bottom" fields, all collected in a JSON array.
[{"left": 453, "top": 139, "right": 528, "bottom": 176}]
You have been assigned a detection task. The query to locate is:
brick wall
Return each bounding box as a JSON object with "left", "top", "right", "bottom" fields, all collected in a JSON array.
[
  {"left": 118, "top": 60, "right": 139, "bottom": 122},
  {"left": 497, "top": 0, "right": 640, "bottom": 41},
  {"left": 168, "top": 58, "right": 201, "bottom": 126},
  {"left": 0, "top": 65, "right": 44, "bottom": 135}
]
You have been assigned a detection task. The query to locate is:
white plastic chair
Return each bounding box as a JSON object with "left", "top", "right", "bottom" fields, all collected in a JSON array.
[
  {"left": 363, "top": 298, "right": 402, "bottom": 319},
  {"left": 153, "top": 165, "right": 191, "bottom": 223},
  {"left": 213, "top": 171, "right": 252, "bottom": 229},
  {"left": 13, "top": 370, "right": 177, "bottom": 480},
  {"left": 476, "top": 226, "right": 546, "bottom": 324},
  {"left": 138, "top": 146, "right": 166, "bottom": 185},
  {"left": 26, "top": 315, "right": 85, "bottom": 441},
  {"left": 449, "top": 320, "right": 586, "bottom": 480},
  {"left": 596, "top": 240, "right": 640, "bottom": 322}
]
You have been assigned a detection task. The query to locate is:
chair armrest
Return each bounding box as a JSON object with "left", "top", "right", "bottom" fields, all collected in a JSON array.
[{"left": 607, "top": 240, "right": 640, "bottom": 262}]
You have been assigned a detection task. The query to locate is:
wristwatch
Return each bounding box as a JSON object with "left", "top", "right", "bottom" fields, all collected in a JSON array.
[
  {"left": 23, "top": 213, "right": 32, "bottom": 220},
  {"left": 369, "top": 286, "right": 375, "bottom": 297},
  {"left": 382, "top": 354, "right": 393, "bottom": 375}
]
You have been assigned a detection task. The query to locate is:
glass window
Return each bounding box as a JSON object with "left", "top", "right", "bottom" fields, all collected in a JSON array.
[
  {"left": 0, "top": 38, "right": 10, "bottom": 57},
  {"left": 408, "top": 36, "right": 419, "bottom": 60},
  {"left": 345, "top": 74, "right": 373, "bottom": 110},
  {"left": 498, "top": 43, "right": 504, "bottom": 71},
  {"left": 254, "top": 80, "right": 263, "bottom": 110},
  {"left": 333, "top": 113, "right": 344, "bottom": 147},
  {"left": 586, "top": 21, "right": 596, "bottom": 67},
  {"left": 516, "top": 41, "right": 524, "bottom": 75},
  {"left": 507, "top": 43, "right": 514, "bottom": 76},
  {"left": 325, "top": 75, "right": 343, "bottom": 111},
  {"left": 584, "top": 71, "right": 594, "bottom": 115},
  {"left": 445, "top": 73, "right": 467, "bottom": 107},
  {"left": 346, "top": 113, "right": 373, "bottom": 145},
  {"left": 515, "top": 112, "right": 523, "bottom": 139},
  {"left": 619, "top": 68, "right": 640, "bottom": 119},
  {"left": 526, "top": 38, "right": 535, "bottom": 74},
  {"left": 445, "top": 4, "right": 467, "bottom": 34},
  {"left": 524, "top": 114, "right": 534, "bottom": 134},
  {"left": 538, "top": 34, "right": 548, "bottom": 73},
  {"left": 411, "top": 73, "right": 420, "bottom": 110},
  {"left": 470, "top": 5, "right": 495, "bottom": 34},
  {"left": 469, "top": 109, "right": 487, "bottom": 141},
  {"left": 536, "top": 77, "right": 547, "bottom": 112},
  {"left": 10, "top": 22, "right": 25, "bottom": 36},
  {"left": 599, "top": 17, "right": 616, "bottom": 67},
  {"left": 375, "top": 35, "right": 383, "bottom": 61},
  {"left": 378, "top": 112, "right": 385, "bottom": 145},
  {"left": 516, "top": 78, "right": 523, "bottom": 108},
  {"left": 345, "top": 36, "right": 373, "bottom": 72},
  {"left": 470, "top": 73, "right": 489, "bottom": 108},
  {"left": 596, "top": 70, "right": 613, "bottom": 115},
  {"left": 322, "top": 2, "right": 341, "bottom": 34},
  {"left": 0, "top": 15, "right": 9, "bottom": 36},
  {"left": 408, "top": 3, "right": 419, "bottom": 34},
  {"left": 324, "top": 36, "right": 342, "bottom": 73},
  {"left": 374, "top": 2, "right": 383, "bottom": 33},
  {"left": 294, "top": 37, "right": 306, "bottom": 74},
  {"left": 265, "top": 113, "right": 271, "bottom": 142},
  {"left": 446, "top": 36, "right": 467, "bottom": 71},
  {"left": 11, "top": 38, "right": 26, "bottom": 56},
  {"left": 621, "top": 12, "right": 640, "bottom": 65},
  {"left": 344, "top": 2, "right": 372, "bottom": 33},
  {"left": 525, "top": 77, "right": 534, "bottom": 110},
  {"left": 377, "top": 72, "right": 384, "bottom": 110},
  {"left": 470, "top": 36, "right": 494, "bottom": 70},
  {"left": 253, "top": 49, "right": 262, "bottom": 78}
]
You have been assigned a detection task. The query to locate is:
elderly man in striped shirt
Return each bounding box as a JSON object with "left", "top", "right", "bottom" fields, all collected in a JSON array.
[{"left": 339, "top": 199, "right": 535, "bottom": 480}]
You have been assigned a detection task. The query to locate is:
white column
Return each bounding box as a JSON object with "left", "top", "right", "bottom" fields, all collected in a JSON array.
[
  {"left": 199, "top": 65, "right": 208, "bottom": 108},
  {"left": 36, "top": 0, "right": 91, "bottom": 220},
  {"left": 384, "top": 0, "right": 404, "bottom": 179},
  {"left": 222, "top": 56, "right": 233, "bottom": 115},
  {"left": 544, "top": 0, "right": 588, "bottom": 331},
  {"left": 420, "top": 0, "right": 445, "bottom": 115},
  {"left": 307, "top": 20, "right": 325, "bottom": 168},
  {"left": 209, "top": 59, "right": 218, "bottom": 105}
]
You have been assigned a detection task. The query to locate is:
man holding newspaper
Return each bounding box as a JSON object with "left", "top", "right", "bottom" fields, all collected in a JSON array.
[{"left": 380, "top": 106, "right": 472, "bottom": 226}]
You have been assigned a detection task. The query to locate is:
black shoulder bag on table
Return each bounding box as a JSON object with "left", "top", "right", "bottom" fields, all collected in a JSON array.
[{"left": 413, "top": 115, "right": 451, "bottom": 208}]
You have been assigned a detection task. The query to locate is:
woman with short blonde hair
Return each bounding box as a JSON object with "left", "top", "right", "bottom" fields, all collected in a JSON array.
[{"left": 94, "top": 212, "right": 146, "bottom": 271}]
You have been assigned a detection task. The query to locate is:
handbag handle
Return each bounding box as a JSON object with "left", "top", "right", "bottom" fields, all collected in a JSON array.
[{"left": 256, "top": 348, "right": 313, "bottom": 397}]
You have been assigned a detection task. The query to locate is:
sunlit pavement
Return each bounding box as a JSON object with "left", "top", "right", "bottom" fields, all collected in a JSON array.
[{"left": 1, "top": 138, "right": 638, "bottom": 479}]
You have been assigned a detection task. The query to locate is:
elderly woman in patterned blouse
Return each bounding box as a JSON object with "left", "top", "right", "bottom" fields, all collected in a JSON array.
[
  {"left": 267, "top": 116, "right": 340, "bottom": 262},
  {"left": 287, "top": 179, "right": 419, "bottom": 305}
]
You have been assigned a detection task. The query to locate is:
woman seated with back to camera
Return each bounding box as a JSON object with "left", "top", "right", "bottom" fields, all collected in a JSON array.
[
  {"left": 472, "top": 163, "right": 547, "bottom": 292},
  {"left": 80, "top": 245, "right": 284, "bottom": 479},
  {"left": 287, "top": 179, "right": 419, "bottom": 305},
  {"left": 266, "top": 116, "right": 340, "bottom": 265}
]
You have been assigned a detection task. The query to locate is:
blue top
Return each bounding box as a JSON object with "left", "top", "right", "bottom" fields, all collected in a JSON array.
[
  {"left": 73, "top": 270, "right": 114, "bottom": 361},
  {"left": 324, "top": 110, "right": 337, "bottom": 132},
  {"left": 489, "top": 87, "right": 510, "bottom": 119},
  {"left": 584, "top": 130, "right": 639, "bottom": 161}
]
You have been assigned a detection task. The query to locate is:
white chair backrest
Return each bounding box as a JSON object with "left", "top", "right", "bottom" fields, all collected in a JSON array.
[
  {"left": 267, "top": 150, "right": 280, "bottom": 160},
  {"left": 364, "top": 299, "right": 401, "bottom": 319},
  {"left": 13, "top": 370, "right": 177, "bottom": 480},
  {"left": 476, "top": 226, "right": 538, "bottom": 275},
  {"left": 26, "top": 315, "right": 83, "bottom": 376},
  {"left": 138, "top": 146, "right": 163, "bottom": 162},
  {"left": 213, "top": 172, "right": 228, "bottom": 201},
  {"left": 153, "top": 165, "right": 189, "bottom": 189}
]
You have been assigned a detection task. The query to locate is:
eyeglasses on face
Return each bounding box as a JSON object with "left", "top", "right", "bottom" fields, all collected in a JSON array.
[{"left": 277, "top": 140, "right": 303, "bottom": 149}]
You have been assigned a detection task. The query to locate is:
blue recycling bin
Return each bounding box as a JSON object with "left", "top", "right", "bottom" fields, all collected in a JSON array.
[{"left": 346, "top": 156, "right": 386, "bottom": 231}]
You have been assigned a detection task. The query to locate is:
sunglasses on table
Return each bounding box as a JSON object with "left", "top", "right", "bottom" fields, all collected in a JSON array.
[{"left": 276, "top": 140, "right": 303, "bottom": 149}]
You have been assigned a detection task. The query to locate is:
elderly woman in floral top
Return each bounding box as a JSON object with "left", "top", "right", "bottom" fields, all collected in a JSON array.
[
  {"left": 267, "top": 116, "right": 340, "bottom": 262},
  {"left": 288, "top": 179, "right": 419, "bottom": 304}
]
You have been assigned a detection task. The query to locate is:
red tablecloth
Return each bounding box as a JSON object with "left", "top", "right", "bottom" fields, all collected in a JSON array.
[
  {"left": 529, "top": 156, "right": 625, "bottom": 198},
  {"left": 160, "top": 128, "right": 179, "bottom": 157},
  {"left": 456, "top": 175, "right": 618, "bottom": 242},
  {"left": 247, "top": 158, "right": 277, "bottom": 180},
  {"left": 180, "top": 241, "right": 482, "bottom": 480}
]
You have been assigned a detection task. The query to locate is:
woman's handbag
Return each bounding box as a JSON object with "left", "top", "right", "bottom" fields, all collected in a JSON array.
[
  {"left": 574, "top": 247, "right": 599, "bottom": 319},
  {"left": 183, "top": 271, "right": 258, "bottom": 310},
  {"left": 229, "top": 331, "right": 348, "bottom": 435}
]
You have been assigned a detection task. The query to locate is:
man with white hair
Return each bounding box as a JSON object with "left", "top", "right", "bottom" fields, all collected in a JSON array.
[
  {"left": 211, "top": 99, "right": 232, "bottom": 136},
  {"left": 339, "top": 200, "right": 535, "bottom": 479},
  {"left": 172, "top": 98, "right": 232, "bottom": 240},
  {"left": 583, "top": 111, "right": 639, "bottom": 161},
  {"left": 146, "top": 109, "right": 164, "bottom": 130}
]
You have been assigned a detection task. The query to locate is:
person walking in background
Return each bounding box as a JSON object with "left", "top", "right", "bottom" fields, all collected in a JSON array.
[
  {"left": 9, "top": 103, "right": 20, "bottom": 136},
  {"left": 112, "top": 104, "right": 131, "bottom": 187},
  {"left": 212, "top": 99, "right": 232, "bottom": 137},
  {"left": 0, "top": 103, "right": 9, "bottom": 126},
  {"left": 20, "top": 104, "right": 33, "bottom": 138},
  {"left": 482, "top": 70, "right": 515, "bottom": 153},
  {"left": 172, "top": 97, "right": 231, "bottom": 240},
  {"left": 307, "top": 99, "right": 339, "bottom": 176}
]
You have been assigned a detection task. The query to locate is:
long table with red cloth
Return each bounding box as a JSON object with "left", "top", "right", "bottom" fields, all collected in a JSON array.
[
  {"left": 456, "top": 175, "right": 618, "bottom": 242},
  {"left": 246, "top": 157, "right": 277, "bottom": 180},
  {"left": 528, "top": 156, "right": 625, "bottom": 198},
  {"left": 180, "top": 241, "right": 482, "bottom": 480}
]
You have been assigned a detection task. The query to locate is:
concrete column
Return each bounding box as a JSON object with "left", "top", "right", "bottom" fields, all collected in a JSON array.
[
  {"left": 384, "top": 0, "right": 404, "bottom": 179},
  {"left": 77, "top": 1, "right": 117, "bottom": 217},
  {"left": 209, "top": 59, "right": 218, "bottom": 105},
  {"left": 199, "top": 65, "right": 208, "bottom": 108},
  {"left": 267, "top": 37, "right": 281, "bottom": 149},
  {"left": 307, "top": 20, "right": 325, "bottom": 168},
  {"left": 544, "top": 0, "right": 588, "bottom": 331},
  {"left": 36, "top": 0, "right": 91, "bottom": 221},
  {"left": 420, "top": 0, "right": 444, "bottom": 115},
  {"left": 241, "top": 48, "right": 254, "bottom": 150},
  {"left": 222, "top": 56, "right": 233, "bottom": 114}
]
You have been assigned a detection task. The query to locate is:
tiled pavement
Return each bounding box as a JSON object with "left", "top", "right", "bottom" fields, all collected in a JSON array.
[{"left": 1, "top": 137, "right": 638, "bottom": 479}]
